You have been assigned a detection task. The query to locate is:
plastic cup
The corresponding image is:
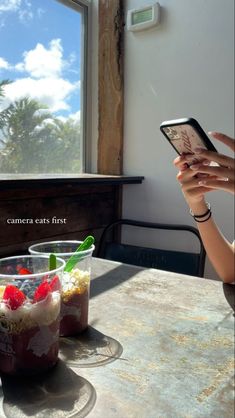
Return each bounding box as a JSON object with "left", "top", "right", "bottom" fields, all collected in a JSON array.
[
  {"left": 0, "top": 255, "right": 65, "bottom": 375},
  {"left": 29, "top": 241, "right": 95, "bottom": 337}
]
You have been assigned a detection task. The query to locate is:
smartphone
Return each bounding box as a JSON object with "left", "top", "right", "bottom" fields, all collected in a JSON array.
[{"left": 160, "top": 117, "right": 217, "bottom": 165}]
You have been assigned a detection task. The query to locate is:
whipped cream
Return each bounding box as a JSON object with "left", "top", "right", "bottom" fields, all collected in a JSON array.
[
  {"left": 27, "top": 326, "right": 59, "bottom": 357},
  {"left": 0, "top": 291, "right": 60, "bottom": 333}
]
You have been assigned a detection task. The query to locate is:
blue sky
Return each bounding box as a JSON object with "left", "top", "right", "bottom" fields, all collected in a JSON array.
[{"left": 0, "top": 0, "right": 82, "bottom": 121}]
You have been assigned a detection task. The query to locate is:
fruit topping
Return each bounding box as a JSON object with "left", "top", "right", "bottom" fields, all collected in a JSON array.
[
  {"left": 3, "top": 285, "right": 26, "bottom": 310},
  {"left": 0, "top": 285, "right": 6, "bottom": 299},
  {"left": 33, "top": 275, "right": 60, "bottom": 302},
  {"left": 33, "top": 281, "right": 51, "bottom": 303},
  {"left": 18, "top": 267, "right": 33, "bottom": 275},
  {"left": 50, "top": 275, "right": 60, "bottom": 291}
]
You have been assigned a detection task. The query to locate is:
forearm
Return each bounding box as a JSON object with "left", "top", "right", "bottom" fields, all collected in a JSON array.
[{"left": 190, "top": 201, "right": 235, "bottom": 283}]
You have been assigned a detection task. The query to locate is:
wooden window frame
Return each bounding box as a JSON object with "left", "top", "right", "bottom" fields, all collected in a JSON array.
[{"left": 98, "top": 0, "right": 124, "bottom": 175}]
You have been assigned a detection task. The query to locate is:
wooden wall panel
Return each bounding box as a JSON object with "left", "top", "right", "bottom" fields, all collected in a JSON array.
[
  {"left": 0, "top": 192, "right": 115, "bottom": 246},
  {"left": 98, "top": 0, "right": 124, "bottom": 175},
  {"left": 1, "top": 228, "right": 105, "bottom": 258},
  {"left": 0, "top": 183, "right": 123, "bottom": 258}
]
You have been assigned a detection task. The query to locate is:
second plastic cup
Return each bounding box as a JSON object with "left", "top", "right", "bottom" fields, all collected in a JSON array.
[{"left": 29, "top": 241, "right": 95, "bottom": 337}]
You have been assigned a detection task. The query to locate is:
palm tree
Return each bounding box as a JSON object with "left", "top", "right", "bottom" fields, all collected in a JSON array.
[
  {"left": 0, "top": 97, "right": 52, "bottom": 173},
  {"left": 0, "top": 79, "right": 11, "bottom": 98},
  {"left": 47, "top": 118, "right": 81, "bottom": 172},
  {"left": 0, "top": 80, "right": 81, "bottom": 174},
  {"left": 0, "top": 79, "right": 11, "bottom": 130}
]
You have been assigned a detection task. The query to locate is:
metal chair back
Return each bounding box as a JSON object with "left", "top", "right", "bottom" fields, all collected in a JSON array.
[{"left": 97, "top": 219, "right": 206, "bottom": 277}]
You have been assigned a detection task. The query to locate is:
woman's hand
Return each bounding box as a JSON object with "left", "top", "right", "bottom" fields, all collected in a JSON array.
[
  {"left": 174, "top": 132, "right": 235, "bottom": 207},
  {"left": 185, "top": 132, "right": 235, "bottom": 195},
  {"left": 174, "top": 155, "right": 215, "bottom": 206}
]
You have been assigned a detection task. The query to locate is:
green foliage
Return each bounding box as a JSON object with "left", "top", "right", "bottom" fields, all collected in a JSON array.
[
  {"left": 0, "top": 80, "right": 12, "bottom": 130},
  {"left": 0, "top": 81, "right": 81, "bottom": 174},
  {"left": 0, "top": 80, "right": 11, "bottom": 98}
]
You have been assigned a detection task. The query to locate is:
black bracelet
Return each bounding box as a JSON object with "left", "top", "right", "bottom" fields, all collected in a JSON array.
[
  {"left": 190, "top": 202, "right": 211, "bottom": 218},
  {"left": 193, "top": 207, "right": 211, "bottom": 219},
  {"left": 194, "top": 211, "right": 212, "bottom": 223}
]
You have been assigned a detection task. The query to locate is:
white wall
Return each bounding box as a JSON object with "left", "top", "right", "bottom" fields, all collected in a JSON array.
[{"left": 122, "top": 0, "right": 234, "bottom": 279}]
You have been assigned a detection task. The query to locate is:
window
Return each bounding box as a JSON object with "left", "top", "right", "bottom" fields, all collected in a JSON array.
[{"left": 0, "top": 0, "right": 89, "bottom": 177}]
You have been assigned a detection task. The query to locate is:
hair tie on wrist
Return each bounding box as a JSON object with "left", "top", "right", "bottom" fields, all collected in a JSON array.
[
  {"left": 190, "top": 202, "right": 211, "bottom": 218},
  {"left": 194, "top": 211, "right": 212, "bottom": 223},
  {"left": 190, "top": 202, "right": 212, "bottom": 223}
]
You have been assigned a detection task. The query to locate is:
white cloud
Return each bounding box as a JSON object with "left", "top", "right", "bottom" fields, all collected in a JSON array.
[
  {"left": 17, "top": 39, "right": 63, "bottom": 78},
  {"left": 19, "top": 8, "right": 33, "bottom": 22},
  {"left": 2, "top": 77, "right": 80, "bottom": 112},
  {"left": 0, "top": 0, "right": 21, "bottom": 13},
  {"left": 57, "top": 111, "right": 81, "bottom": 124},
  {"left": 0, "top": 0, "right": 33, "bottom": 24},
  {"left": 0, "top": 39, "right": 80, "bottom": 114},
  {"left": 70, "top": 110, "right": 81, "bottom": 122},
  {"left": 15, "top": 62, "right": 24, "bottom": 72},
  {"left": 0, "top": 57, "right": 9, "bottom": 69},
  {"left": 18, "top": 0, "right": 33, "bottom": 22}
]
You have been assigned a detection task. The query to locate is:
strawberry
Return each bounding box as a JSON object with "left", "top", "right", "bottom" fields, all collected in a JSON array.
[
  {"left": 33, "top": 281, "right": 51, "bottom": 303},
  {"left": 33, "top": 275, "right": 60, "bottom": 303},
  {"left": 18, "top": 267, "right": 33, "bottom": 275},
  {"left": 50, "top": 275, "right": 60, "bottom": 291},
  {"left": 16, "top": 264, "right": 23, "bottom": 272},
  {"left": 3, "top": 285, "right": 26, "bottom": 310}
]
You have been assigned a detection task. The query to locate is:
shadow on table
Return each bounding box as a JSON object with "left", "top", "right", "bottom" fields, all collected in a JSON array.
[
  {"left": 0, "top": 360, "right": 96, "bottom": 418},
  {"left": 59, "top": 326, "right": 123, "bottom": 368},
  {"left": 223, "top": 283, "right": 235, "bottom": 312},
  {"left": 90, "top": 263, "right": 141, "bottom": 299}
]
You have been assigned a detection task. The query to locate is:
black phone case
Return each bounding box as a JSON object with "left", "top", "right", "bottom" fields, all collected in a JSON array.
[{"left": 160, "top": 117, "right": 217, "bottom": 155}]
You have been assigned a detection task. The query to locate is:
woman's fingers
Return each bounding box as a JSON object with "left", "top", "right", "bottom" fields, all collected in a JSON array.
[
  {"left": 173, "top": 131, "right": 235, "bottom": 203},
  {"left": 181, "top": 176, "right": 217, "bottom": 190},
  {"left": 180, "top": 178, "right": 215, "bottom": 197},
  {"left": 186, "top": 149, "right": 234, "bottom": 169},
  {"left": 175, "top": 163, "right": 217, "bottom": 201},
  {"left": 189, "top": 163, "right": 234, "bottom": 180},
  {"left": 208, "top": 132, "right": 235, "bottom": 152},
  {"left": 173, "top": 155, "right": 188, "bottom": 170},
  {"left": 177, "top": 167, "right": 196, "bottom": 182},
  {"left": 177, "top": 165, "right": 219, "bottom": 185},
  {"left": 198, "top": 178, "right": 235, "bottom": 194},
  {"left": 184, "top": 187, "right": 215, "bottom": 197}
]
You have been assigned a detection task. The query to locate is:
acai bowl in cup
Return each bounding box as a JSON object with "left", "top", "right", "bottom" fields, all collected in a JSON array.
[
  {"left": 0, "top": 255, "right": 65, "bottom": 375},
  {"left": 29, "top": 240, "right": 95, "bottom": 337}
]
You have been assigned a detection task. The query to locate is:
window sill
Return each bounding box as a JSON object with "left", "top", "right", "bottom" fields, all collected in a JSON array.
[
  {"left": 0, "top": 173, "right": 144, "bottom": 187},
  {"left": 0, "top": 173, "right": 144, "bottom": 185}
]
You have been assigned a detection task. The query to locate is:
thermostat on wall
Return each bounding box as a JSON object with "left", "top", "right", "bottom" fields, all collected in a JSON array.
[{"left": 127, "top": 2, "right": 160, "bottom": 32}]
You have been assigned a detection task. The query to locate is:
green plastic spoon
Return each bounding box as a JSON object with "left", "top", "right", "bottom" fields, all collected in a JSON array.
[
  {"left": 64, "top": 235, "right": 95, "bottom": 273},
  {"left": 49, "top": 253, "right": 57, "bottom": 270}
]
